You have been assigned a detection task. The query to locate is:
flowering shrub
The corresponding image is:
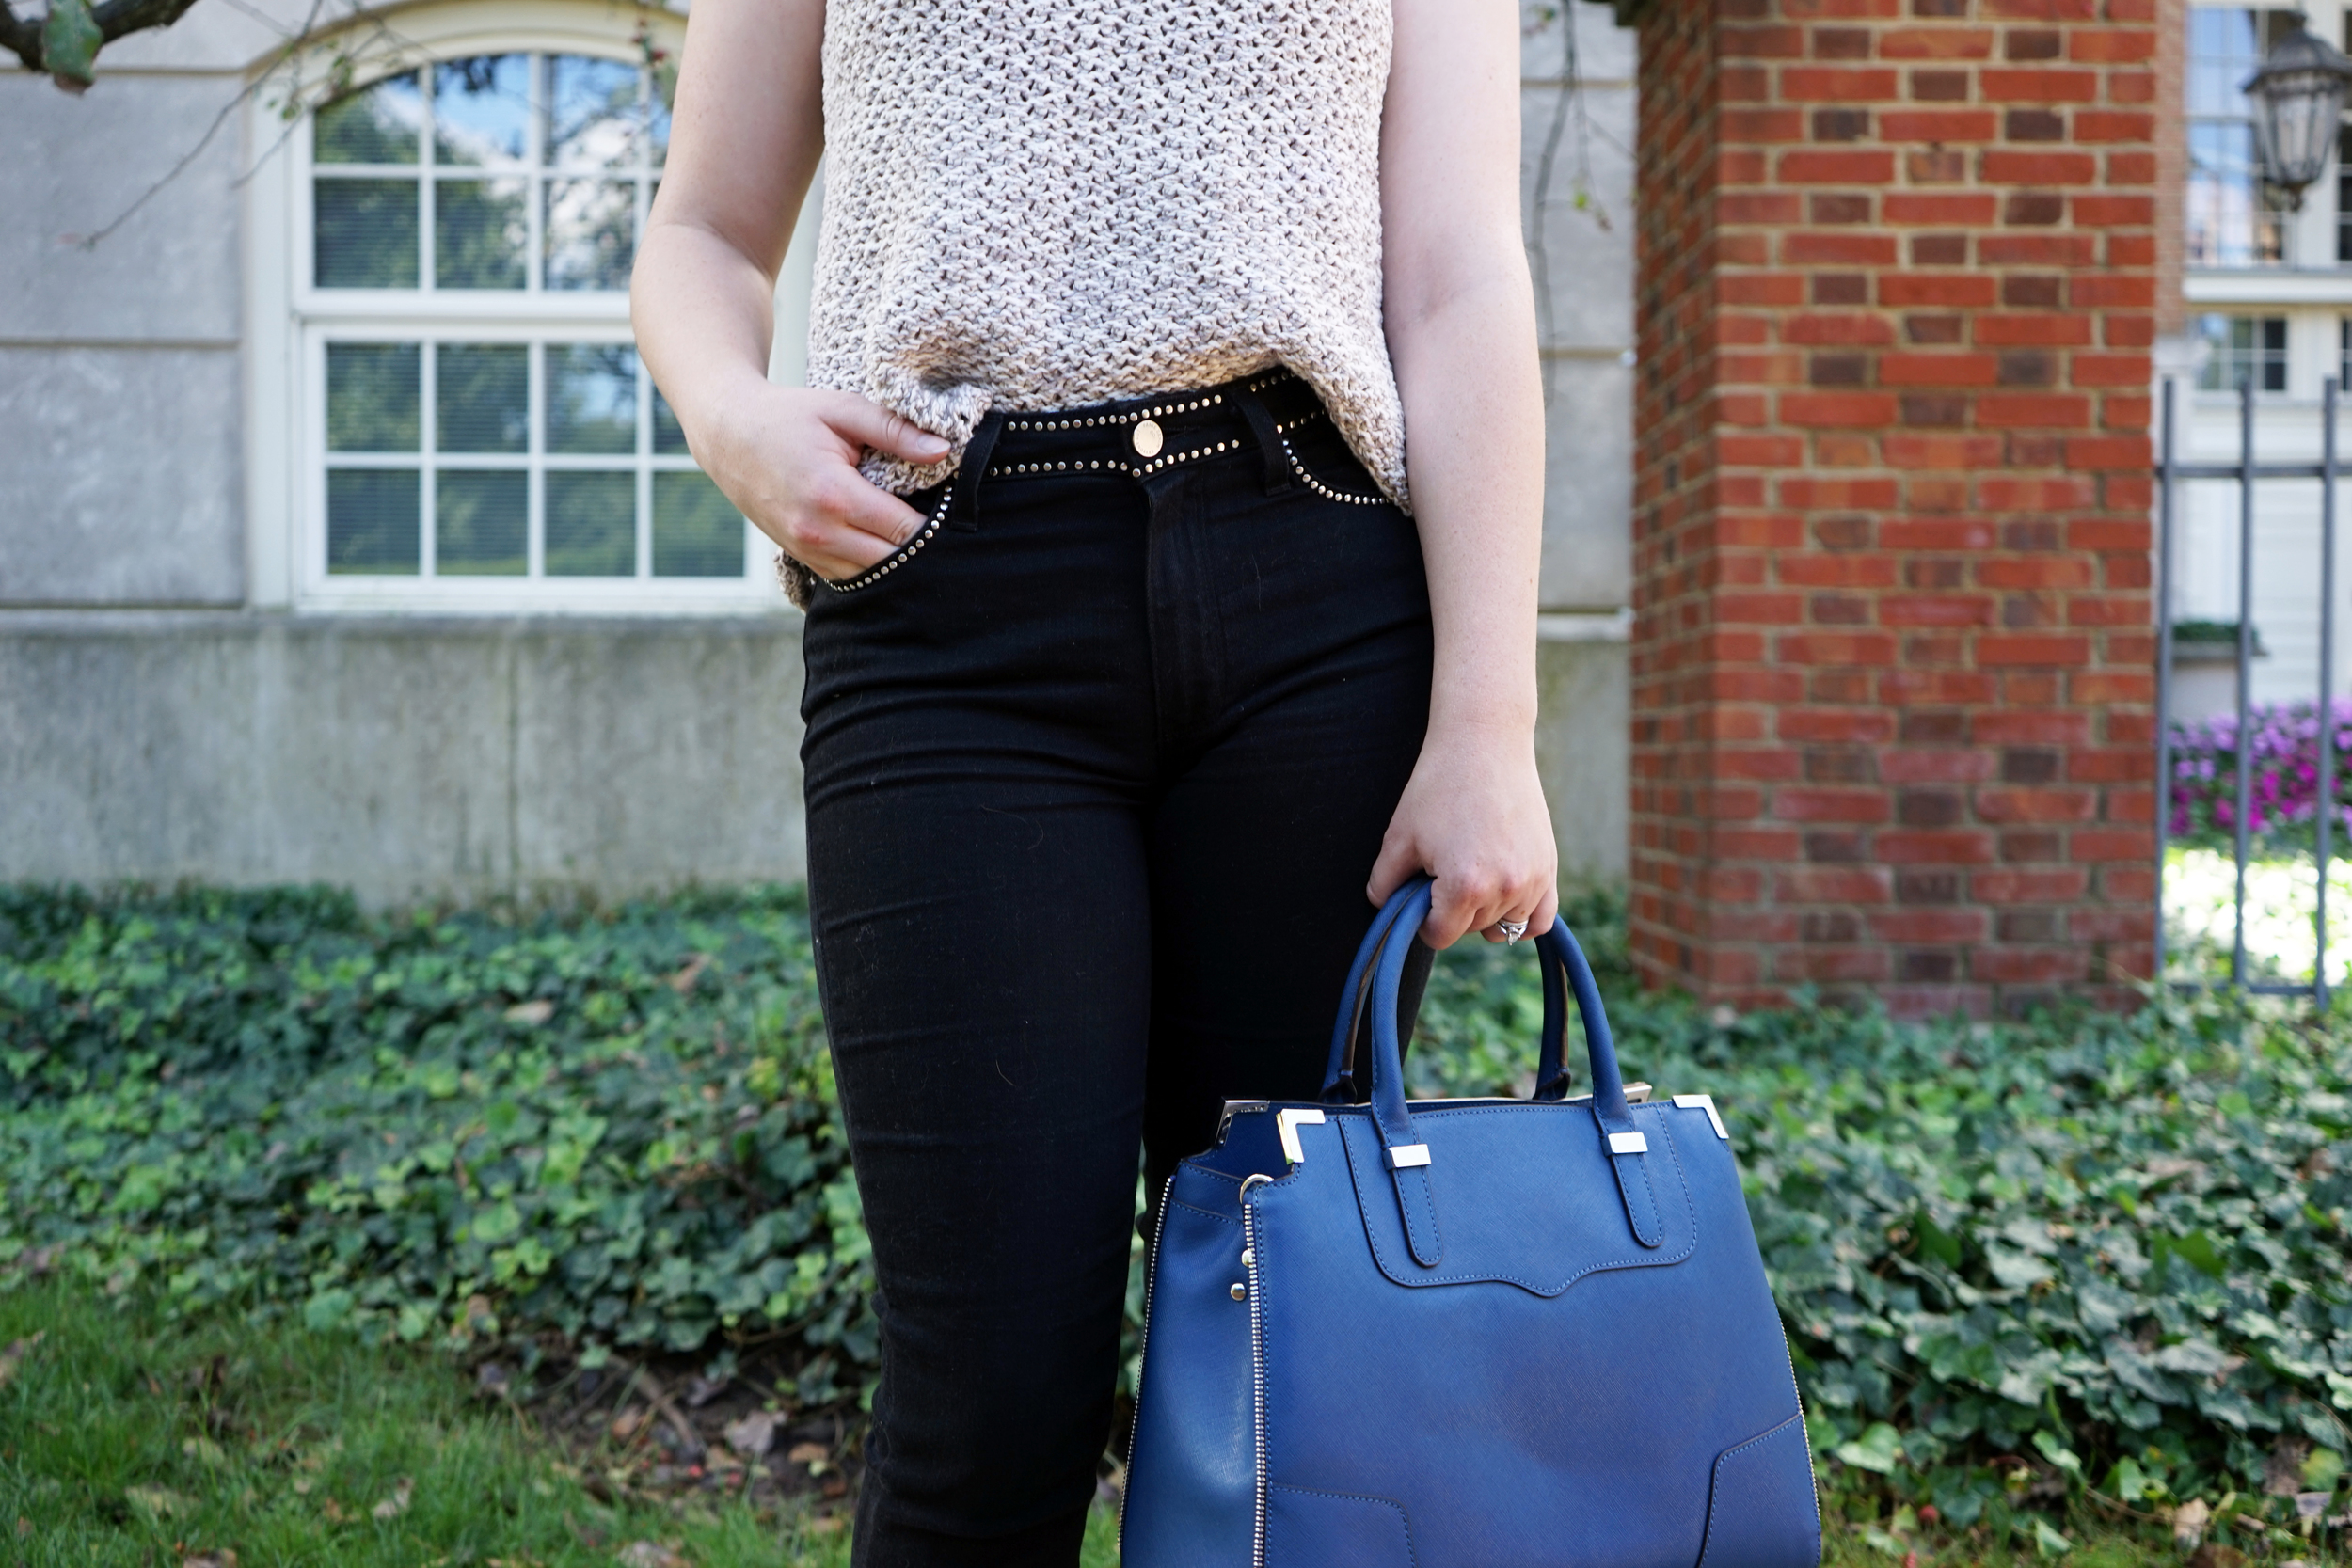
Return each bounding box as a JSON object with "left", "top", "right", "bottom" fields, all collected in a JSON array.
[{"left": 2169, "top": 698, "right": 2352, "bottom": 847}]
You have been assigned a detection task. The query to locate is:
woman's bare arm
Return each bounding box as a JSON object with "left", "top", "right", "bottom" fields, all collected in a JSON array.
[
  {"left": 1365, "top": 0, "right": 1560, "bottom": 947},
  {"left": 631, "top": 0, "right": 947, "bottom": 580}
]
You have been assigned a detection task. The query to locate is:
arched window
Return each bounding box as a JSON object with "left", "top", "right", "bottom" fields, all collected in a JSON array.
[{"left": 254, "top": 15, "right": 806, "bottom": 613}]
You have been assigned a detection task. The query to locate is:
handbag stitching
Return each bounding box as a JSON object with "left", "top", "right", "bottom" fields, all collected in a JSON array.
[
  {"left": 1168, "top": 1198, "right": 1243, "bottom": 1228},
  {"left": 1399, "top": 1166, "right": 1445, "bottom": 1267},
  {"left": 1634, "top": 1147, "right": 1665, "bottom": 1244},
  {"left": 1617, "top": 1140, "right": 1666, "bottom": 1247},
  {"left": 1338, "top": 1108, "right": 1700, "bottom": 1291},
  {"left": 1693, "top": 1411, "right": 1811, "bottom": 1568},
  {"left": 1776, "top": 1336, "right": 1825, "bottom": 1562},
  {"left": 1266, "top": 1484, "right": 1421, "bottom": 1568}
]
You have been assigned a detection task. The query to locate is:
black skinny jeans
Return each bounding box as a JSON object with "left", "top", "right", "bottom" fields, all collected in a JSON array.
[{"left": 799, "top": 371, "right": 1434, "bottom": 1566}]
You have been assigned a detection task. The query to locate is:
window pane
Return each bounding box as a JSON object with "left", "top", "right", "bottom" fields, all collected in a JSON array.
[
  {"left": 433, "top": 55, "right": 531, "bottom": 166},
  {"left": 653, "top": 470, "right": 743, "bottom": 577},
  {"left": 436, "top": 179, "right": 528, "bottom": 289},
  {"left": 653, "top": 386, "right": 690, "bottom": 455},
  {"left": 2186, "top": 123, "right": 2284, "bottom": 267},
  {"left": 2197, "top": 315, "right": 2230, "bottom": 390},
  {"left": 327, "top": 468, "right": 421, "bottom": 574},
  {"left": 548, "top": 343, "right": 638, "bottom": 453},
  {"left": 545, "top": 179, "right": 635, "bottom": 291},
  {"left": 2339, "top": 125, "right": 2352, "bottom": 262},
  {"left": 547, "top": 471, "right": 638, "bottom": 576},
  {"left": 2194, "top": 313, "right": 2288, "bottom": 391},
  {"left": 547, "top": 55, "right": 644, "bottom": 169},
  {"left": 314, "top": 179, "right": 420, "bottom": 288},
  {"left": 2186, "top": 8, "right": 2262, "bottom": 117},
  {"left": 650, "top": 68, "right": 672, "bottom": 166},
  {"left": 326, "top": 343, "right": 421, "bottom": 451},
  {"left": 437, "top": 344, "right": 528, "bottom": 453},
  {"left": 436, "top": 469, "right": 528, "bottom": 575},
  {"left": 315, "top": 72, "right": 421, "bottom": 165},
  {"left": 2185, "top": 9, "right": 2294, "bottom": 270}
]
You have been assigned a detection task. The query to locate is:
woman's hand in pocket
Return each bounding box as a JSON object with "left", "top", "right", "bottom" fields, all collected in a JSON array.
[{"left": 695, "top": 383, "right": 951, "bottom": 581}]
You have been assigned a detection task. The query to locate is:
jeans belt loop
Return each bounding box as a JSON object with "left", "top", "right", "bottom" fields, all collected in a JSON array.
[
  {"left": 948, "top": 408, "right": 1009, "bottom": 533},
  {"left": 1231, "top": 380, "right": 1298, "bottom": 498}
]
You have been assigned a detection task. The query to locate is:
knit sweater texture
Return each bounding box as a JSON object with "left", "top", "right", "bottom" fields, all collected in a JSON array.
[{"left": 808, "top": 0, "right": 1408, "bottom": 510}]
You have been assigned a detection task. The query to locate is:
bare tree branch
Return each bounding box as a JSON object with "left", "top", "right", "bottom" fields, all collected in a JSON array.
[
  {"left": 56, "top": 0, "right": 425, "bottom": 249},
  {"left": 0, "top": 5, "right": 44, "bottom": 71},
  {"left": 8, "top": 0, "right": 222, "bottom": 82},
  {"left": 58, "top": 58, "right": 254, "bottom": 246}
]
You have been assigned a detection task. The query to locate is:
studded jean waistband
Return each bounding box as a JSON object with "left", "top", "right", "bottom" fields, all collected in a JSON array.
[
  {"left": 785, "top": 366, "right": 1391, "bottom": 602},
  {"left": 949, "top": 366, "right": 1385, "bottom": 531}
]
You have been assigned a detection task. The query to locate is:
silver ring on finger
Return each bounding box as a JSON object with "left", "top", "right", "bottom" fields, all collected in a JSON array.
[{"left": 1496, "top": 918, "right": 1530, "bottom": 944}]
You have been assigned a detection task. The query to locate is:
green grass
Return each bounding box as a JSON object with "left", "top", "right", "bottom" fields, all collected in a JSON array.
[
  {"left": 0, "top": 1277, "right": 1120, "bottom": 1565},
  {"left": 0, "top": 1284, "right": 2291, "bottom": 1568}
]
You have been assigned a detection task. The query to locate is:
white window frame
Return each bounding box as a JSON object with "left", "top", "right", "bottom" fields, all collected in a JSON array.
[
  {"left": 244, "top": 0, "right": 819, "bottom": 615},
  {"left": 2184, "top": 0, "right": 2352, "bottom": 299}
]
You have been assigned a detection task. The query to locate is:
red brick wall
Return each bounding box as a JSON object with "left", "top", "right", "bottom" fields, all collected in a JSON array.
[{"left": 1627, "top": 0, "right": 2158, "bottom": 1016}]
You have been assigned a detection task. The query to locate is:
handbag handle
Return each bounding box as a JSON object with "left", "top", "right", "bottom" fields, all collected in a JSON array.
[
  {"left": 1354, "top": 877, "right": 1634, "bottom": 1147},
  {"left": 1320, "top": 876, "right": 1580, "bottom": 1104},
  {"left": 1317, "top": 877, "right": 1661, "bottom": 1267}
]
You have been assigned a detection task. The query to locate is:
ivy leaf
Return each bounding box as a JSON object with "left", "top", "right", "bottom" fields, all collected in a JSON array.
[
  {"left": 2153, "top": 1228, "right": 2227, "bottom": 1281},
  {"left": 2031, "top": 1429, "right": 2083, "bottom": 1478},
  {"left": 2026, "top": 1517, "right": 2074, "bottom": 1557},
  {"left": 41, "top": 0, "right": 103, "bottom": 92},
  {"left": 1836, "top": 1422, "right": 1903, "bottom": 1475}
]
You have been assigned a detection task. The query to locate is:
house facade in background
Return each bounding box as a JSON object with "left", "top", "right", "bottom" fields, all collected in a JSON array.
[
  {"left": 2170, "top": 1, "right": 2352, "bottom": 716},
  {"left": 0, "top": 1, "right": 1640, "bottom": 903}
]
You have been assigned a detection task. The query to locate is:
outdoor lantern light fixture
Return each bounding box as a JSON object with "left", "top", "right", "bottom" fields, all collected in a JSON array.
[{"left": 2244, "top": 12, "right": 2352, "bottom": 209}]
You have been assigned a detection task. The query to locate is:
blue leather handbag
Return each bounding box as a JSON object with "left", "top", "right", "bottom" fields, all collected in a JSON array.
[{"left": 1121, "top": 876, "right": 1821, "bottom": 1568}]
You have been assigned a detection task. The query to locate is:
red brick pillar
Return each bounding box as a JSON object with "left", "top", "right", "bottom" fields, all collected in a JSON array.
[{"left": 1625, "top": 0, "right": 2158, "bottom": 1015}]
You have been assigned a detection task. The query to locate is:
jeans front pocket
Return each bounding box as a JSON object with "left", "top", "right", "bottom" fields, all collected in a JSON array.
[
  {"left": 805, "top": 478, "right": 956, "bottom": 599},
  {"left": 1271, "top": 414, "right": 1391, "bottom": 510}
]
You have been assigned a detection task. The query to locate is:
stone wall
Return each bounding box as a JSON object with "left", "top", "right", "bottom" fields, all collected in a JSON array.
[{"left": 0, "top": 613, "right": 808, "bottom": 904}]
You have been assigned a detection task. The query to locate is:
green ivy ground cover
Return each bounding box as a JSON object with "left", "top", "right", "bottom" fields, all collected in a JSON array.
[{"left": 5, "top": 883, "right": 2352, "bottom": 1559}]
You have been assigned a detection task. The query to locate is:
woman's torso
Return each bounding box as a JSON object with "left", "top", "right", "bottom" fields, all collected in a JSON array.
[{"left": 809, "top": 0, "right": 1409, "bottom": 509}]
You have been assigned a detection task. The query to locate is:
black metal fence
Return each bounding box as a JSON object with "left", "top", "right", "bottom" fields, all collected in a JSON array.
[{"left": 2153, "top": 374, "right": 2339, "bottom": 1003}]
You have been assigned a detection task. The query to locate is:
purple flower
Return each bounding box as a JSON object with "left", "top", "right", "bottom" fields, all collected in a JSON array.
[{"left": 2169, "top": 697, "right": 2352, "bottom": 847}]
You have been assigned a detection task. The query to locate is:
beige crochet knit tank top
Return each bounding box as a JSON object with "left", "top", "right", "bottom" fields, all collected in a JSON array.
[{"left": 808, "top": 0, "right": 1408, "bottom": 511}]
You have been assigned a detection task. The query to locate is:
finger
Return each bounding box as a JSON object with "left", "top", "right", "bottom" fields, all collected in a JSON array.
[
  {"left": 771, "top": 511, "right": 898, "bottom": 582},
  {"left": 772, "top": 473, "right": 928, "bottom": 581},
  {"left": 1422, "top": 873, "right": 1502, "bottom": 950},
  {"left": 823, "top": 394, "right": 952, "bottom": 467},
  {"left": 1364, "top": 832, "right": 1422, "bottom": 909},
  {"left": 1480, "top": 877, "right": 1558, "bottom": 944},
  {"left": 823, "top": 469, "right": 930, "bottom": 548}
]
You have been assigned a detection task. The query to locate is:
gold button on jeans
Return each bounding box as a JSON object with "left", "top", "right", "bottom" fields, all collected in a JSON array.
[{"left": 1131, "top": 418, "right": 1164, "bottom": 458}]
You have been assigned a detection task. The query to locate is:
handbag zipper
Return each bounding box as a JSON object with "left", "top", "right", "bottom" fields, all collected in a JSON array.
[
  {"left": 1242, "top": 1196, "right": 1269, "bottom": 1568},
  {"left": 1118, "top": 1173, "right": 1179, "bottom": 1560},
  {"left": 1773, "top": 1307, "right": 1825, "bottom": 1554}
]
